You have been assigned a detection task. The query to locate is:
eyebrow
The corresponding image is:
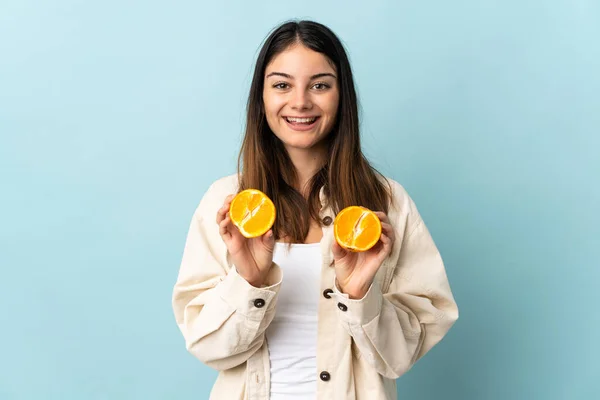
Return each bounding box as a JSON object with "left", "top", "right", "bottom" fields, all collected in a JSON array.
[{"left": 265, "top": 72, "right": 337, "bottom": 80}]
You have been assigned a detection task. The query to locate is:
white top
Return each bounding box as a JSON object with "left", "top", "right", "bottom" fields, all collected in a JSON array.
[{"left": 266, "top": 242, "right": 322, "bottom": 400}]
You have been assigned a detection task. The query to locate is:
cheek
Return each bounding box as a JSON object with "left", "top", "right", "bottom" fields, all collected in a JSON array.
[
  {"left": 322, "top": 98, "right": 339, "bottom": 133},
  {"left": 262, "top": 91, "right": 274, "bottom": 115},
  {"left": 322, "top": 93, "right": 339, "bottom": 117},
  {"left": 264, "top": 97, "right": 284, "bottom": 120}
]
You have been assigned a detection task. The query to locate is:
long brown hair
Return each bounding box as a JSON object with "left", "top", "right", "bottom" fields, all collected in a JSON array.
[{"left": 238, "top": 20, "right": 391, "bottom": 243}]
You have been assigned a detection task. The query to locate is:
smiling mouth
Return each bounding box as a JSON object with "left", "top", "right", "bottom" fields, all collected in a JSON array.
[{"left": 284, "top": 116, "right": 319, "bottom": 125}]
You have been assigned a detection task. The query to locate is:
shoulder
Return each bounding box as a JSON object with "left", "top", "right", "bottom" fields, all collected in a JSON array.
[
  {"left": 194, "top": 173, "right": 240, "bottom": 219},
  {"left": 205, "top": 173, "right": 240, "bottom": 195},
  {"left": 379, "top": 175, "right": 423, "bottom": 232},
  {"left": 378, "top": 175, "right": 417, "bottom": 215}
]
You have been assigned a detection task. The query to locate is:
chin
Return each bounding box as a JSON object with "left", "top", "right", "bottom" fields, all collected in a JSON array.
[{"left": 283, "top": 141, "right": 317, "bottom": 150}]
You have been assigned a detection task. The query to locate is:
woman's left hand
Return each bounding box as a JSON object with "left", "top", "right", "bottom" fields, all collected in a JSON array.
[{"left": 332, "top": 212, "right": 395, "bottom": 299}]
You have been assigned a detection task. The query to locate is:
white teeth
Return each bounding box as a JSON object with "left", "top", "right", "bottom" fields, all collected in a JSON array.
[{"left": 286, "top": 117, "right": 317, "bottom": 124}]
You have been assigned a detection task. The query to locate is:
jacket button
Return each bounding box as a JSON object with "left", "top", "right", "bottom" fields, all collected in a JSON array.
[
  {"left": 253, "top": 299, "right": 266, "bottom": 308},
  {"left": 322, "top": 216, "right": 333, "bottom": 226},
  {"left": 319, "top": 371, "right": 331, "bottom": 381},
  {"left": 323, "top": 288, "right": 333, "bottom": 299},
  {"left": 337, "top": 302, "right": 348, "bottom": 312}
]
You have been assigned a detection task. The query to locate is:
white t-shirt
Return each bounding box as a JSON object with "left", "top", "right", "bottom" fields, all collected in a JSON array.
[{"left": 266, "top": 242, "right": 322, "bottom": 399}]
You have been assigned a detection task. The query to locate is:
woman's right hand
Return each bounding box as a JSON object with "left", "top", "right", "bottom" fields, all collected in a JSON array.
[{"left": 216, "top": 194, "right": 276, "bottom": 287}]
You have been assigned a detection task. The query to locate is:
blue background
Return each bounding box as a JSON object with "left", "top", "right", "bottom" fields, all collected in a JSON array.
[{"left": 1, "top": 0, "right": 598, "bottom": 399}]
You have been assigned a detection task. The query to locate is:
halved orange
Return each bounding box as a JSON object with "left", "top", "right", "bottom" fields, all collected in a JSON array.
[
  {"left": 333, "top": 206, "right": 382, "bottom": 252},
  {"left": 229, "top": 189, "right": 276, "bottom": 238}
]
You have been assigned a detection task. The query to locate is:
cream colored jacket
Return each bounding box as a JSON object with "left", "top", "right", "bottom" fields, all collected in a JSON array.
[{"left": 172, "top": 174, "right": 458, "bottom": 400}]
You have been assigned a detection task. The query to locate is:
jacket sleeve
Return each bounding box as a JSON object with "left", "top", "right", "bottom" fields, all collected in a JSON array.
[
  {"left": 331, "top": 214, "right": 459, "bottom": 379},
  {"left": 172, "top": 190, "right": 282, "bottom": 371}
]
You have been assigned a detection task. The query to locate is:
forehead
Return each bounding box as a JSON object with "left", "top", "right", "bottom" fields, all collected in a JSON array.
[{"left": 265, "top": 44, "right": 336, "bottom": 77}]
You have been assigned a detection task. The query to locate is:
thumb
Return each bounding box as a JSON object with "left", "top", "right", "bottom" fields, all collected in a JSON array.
[{"left": 331, "top": 239, "right": 348, "bottom": 261}]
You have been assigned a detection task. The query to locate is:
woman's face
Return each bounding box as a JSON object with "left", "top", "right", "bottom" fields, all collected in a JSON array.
[{"left": 263, "top": 44, "right": 340, "bottom": 153}]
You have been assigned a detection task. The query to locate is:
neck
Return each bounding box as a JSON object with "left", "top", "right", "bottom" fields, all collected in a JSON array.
[{"left": 285, "top": 145, "right": 327, "bottom": 196}]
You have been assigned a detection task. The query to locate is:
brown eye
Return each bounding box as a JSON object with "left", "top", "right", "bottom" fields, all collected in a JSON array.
[
  {"left": 313, "top": 82, "right": 330, "bottom": 90},
  {"left": 274, "top": 82, "right": 289, "bottom": 89}
]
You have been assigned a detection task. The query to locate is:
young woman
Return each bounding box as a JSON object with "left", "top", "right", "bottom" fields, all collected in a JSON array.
[{"left": 172, "top": 20, "right": 458, "bottom": 400}]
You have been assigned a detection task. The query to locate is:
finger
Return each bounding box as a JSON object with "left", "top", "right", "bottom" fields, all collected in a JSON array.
[
  {"left": 216, "top": 204, "right": 230, "bottom": 224},
  {"left": 380, "top": 221, "right": 392, "bottom": 234},
  {"left": 379, "top": 232, "right": 391, "bottom": 246},
  {"left": 216, "top": 194, "right": 235, "bottom": 221},
  {"left": 224, "top": 194, "right": 235, "bottom": 205},
  {"left": 378, "top": 233, "right": 393, "bottom": 258},
  {"left": 368, "top": 239, "right": 384, "bottom": 255},
  {"left": 380, "top": 221, "right": 395, "bottom": 243},
  {"left": 219, "top": 215, "right": 232, "bottom": 239},
  {"left": 374, "top": 211, "right": 390, "bottom": 224}
]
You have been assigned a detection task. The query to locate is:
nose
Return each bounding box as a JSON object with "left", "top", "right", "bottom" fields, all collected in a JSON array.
[{"left": 291, "top": 88, "right": 312, "bottom": 110}]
